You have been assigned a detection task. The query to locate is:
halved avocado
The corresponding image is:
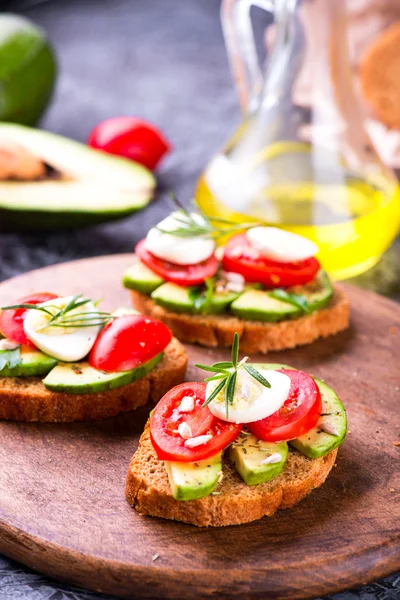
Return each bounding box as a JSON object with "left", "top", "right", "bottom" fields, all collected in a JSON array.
[{"left": 0, "top": 123, "right": 155, "bottom": 230}]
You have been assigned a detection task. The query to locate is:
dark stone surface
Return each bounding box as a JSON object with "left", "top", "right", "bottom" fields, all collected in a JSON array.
[{"left": 0, "top": 0, "right": 399, "bottom": 598}]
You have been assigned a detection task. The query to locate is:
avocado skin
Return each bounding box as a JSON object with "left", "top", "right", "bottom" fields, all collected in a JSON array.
[
  {"left": 290, "top": 378, "right": 347, "bottom": 458},
  {"left": 0, "top": 15, "right": 57, "bottom": 126},
  {"left": 0, "top": 349, "right": 57, "bottom": 377},
  {"left": 42, "top": 352, "right": 163, "bottom": 394},
  {"left": 230, "top": 433, "right": 288, "bottom": 485},
  {"left": 165, "top": 454, "right": 222, "bottom": 500},
  {"left": 0, "top": 206, "right": 146, "bottom": 232}
]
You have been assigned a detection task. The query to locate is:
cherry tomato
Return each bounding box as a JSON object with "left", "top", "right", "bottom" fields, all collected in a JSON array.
[
  {"left": 136, "top": 239, "right": 219, "bottom": 286},
  {"left": 150, "top": 382, "right": 243, "bottom": 462},
  {"left": 89, "top": 314, "right": 172, "bottom": 372},
  {"left": 0, "top": 292, "right": 58, "bottom": 348},
  {"left": 248, "top": 369, "right": 322, "bottom": 442},
  {"left": 88, "top": 116, "right": 171, "bottom": 170},
  {"left": 222, "top": 234, "right": 320, "bottom": 287}
]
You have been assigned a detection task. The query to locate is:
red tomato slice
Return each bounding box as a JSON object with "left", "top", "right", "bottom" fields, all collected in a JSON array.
[
  {"left": 222, "top": 234, "right": 320, "bottom": 287},
  {"left": 136, "top": 239, "right": 219, "bottom": 286},
  {"left": 248, "top": 369, "right": 322, "bottom": 441},
  {"left": 150, "top": 382, "right": 243, "bottom": 462},
  {"left": 88, "top": 116, "right": 171, "bottom": 170},
  {"left": 89, "top": 314, "right": 172, "bottom": 372},
  {"left": 0, "top": 292, "right": 58, "bottom": 348}
]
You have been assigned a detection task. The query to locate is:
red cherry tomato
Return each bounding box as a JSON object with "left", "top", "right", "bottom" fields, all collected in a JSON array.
[
  {"left": 222, "top": 234, "right": 320, "bottom": 287},
  {"left": 248, "top": 369, "right": 322, "bottom": 442},
  {"left": 88, "top": 116, "right": 171, "bottom": 170},
  {"left": 150, "top": 382, "right": 243, "bottom": 462},
  {"left": 89, "top": 314, "right": 172, "bottom": 372},
  {"left": 0, "top": 292, "right": 58, "bottom": 348},
  {"left": 136, "top": 239, "right": 219, "bottom": 286}
]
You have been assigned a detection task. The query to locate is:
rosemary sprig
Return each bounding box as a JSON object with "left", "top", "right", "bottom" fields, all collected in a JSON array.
[
  {"left": 1, "top": 295, "right": 113, "bottom": 330},
  {"left": 269, "top": 289, "right": 311, "bottom": 313},
  {"left": 196, "top": 332, "right": 271, "bottom": 417},
  {"left": 156, "top": 194, "right": 261, "bottom": 241}
]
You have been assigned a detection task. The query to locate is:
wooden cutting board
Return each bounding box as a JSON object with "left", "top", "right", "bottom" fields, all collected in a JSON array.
[{"left": 0, "top": 254, "right": 398, "bottom": 600}]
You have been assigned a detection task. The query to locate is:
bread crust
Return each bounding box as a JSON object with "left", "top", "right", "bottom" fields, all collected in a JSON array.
[
  {"left": 130, "top": 289, "right": 350, "bottom": 353},
  {"left": 126, "top": 422, "right": 338, "bottom": 527},
  {"left": 0, "top": 338, "right": 187, "bottom": 422}
]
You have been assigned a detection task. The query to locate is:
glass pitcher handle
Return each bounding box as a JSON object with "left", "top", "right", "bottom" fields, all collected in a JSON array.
[{"left": 221, "top": 0, "right": 276, "bottom": 114}]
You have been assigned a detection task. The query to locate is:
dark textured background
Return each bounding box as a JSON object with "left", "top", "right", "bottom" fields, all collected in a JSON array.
[{"left": 0, "top": 0, "right": 399, "bottom": 598}]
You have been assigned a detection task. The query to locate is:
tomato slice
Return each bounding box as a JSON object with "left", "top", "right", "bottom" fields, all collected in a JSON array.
[
  {"left": 0, "top": 292, "right": 58, "bottom": 348},
  {"left": 222, "top": 234, "right": 320, "bottom": 287},
  {"left": 248, "top": 369, "right": 322, "bottom": 441},
  {"left": 150, "top": 382, "right": 243, "bottom": 462},
  {"left": 88, "top": 116, "right": 171, "bottom": 170},
  {"left": 89, "top": 314, "right": 172, "bottom": 372},
  {"left": 136, "top": 239, "right": 219, "bottom": 286}
]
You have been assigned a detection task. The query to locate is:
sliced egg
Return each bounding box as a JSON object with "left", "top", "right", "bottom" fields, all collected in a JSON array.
[
  {"left": 246, "top": 226, "right": 318, "bottom": 263},
  {"left": 23, "top": 296, "right": 101, "bottom": 362},
  {"left": 206, "top": 369, "right": 291, "bottom": 424},
  {"left": 145, "top": 211, "right": 215, "bottom": 265}
]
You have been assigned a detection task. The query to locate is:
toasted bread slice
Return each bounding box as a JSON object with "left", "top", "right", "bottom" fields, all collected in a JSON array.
[
  {"left": 0, "top": 338, "right": 187, "bottom": 422},
  {"left": 126, "top": 422, "right": 338, "bottom": 527},
  {"left": 130, "top": 289, "right": 350, "bottom": 353}
]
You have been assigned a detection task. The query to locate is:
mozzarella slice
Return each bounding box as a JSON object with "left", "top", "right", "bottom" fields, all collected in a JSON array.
[
  {"left": 206, "top": 369, "right": 291, "bottom": 424},
  {"left": 145, "top": 211, "right": 215, "bottom": 265},
  {"left": 246, "top": 226, "right": 318, "bottom": 263},
  {"left": 23, "top": 296, "right": 101, "bottom": 362}
]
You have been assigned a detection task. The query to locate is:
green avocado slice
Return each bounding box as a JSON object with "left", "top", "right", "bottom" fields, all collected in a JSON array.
[
  {"left": 0, "top": 347, "right": 57, "bottom": 377},
  {"left": 0, "top": 124, "right": 155, "bottom": 231},
  {"left": 290, "top": 379, "right": 347, "bottom": 458},
  {"left": 123, "top": 261, "right": 164, "bottom": 294},
  {"left": 42, "top": 352, "right": 163, "bottom": 394},
  {"left": 151, "top": 282, "right": 240, "bottom": 315},
  {"left": 164, "top": 453, "right": 222, "bottom": 501},
  {"left": 230, "top": 431, "right": 288, "bottom": 485}
]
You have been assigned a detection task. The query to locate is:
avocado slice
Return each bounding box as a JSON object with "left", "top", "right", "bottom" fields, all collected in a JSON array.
[
  {"left": 250, "top": 363, "right": 347, "bottom": 458},
  {"left": 0, "top": 347, "right": 57, "bottom": 377},
  {"left": 151, "top": 282, "right": 240, "bottom": 315},
  {"left": 292, "top": 270, "right": 333, "bottom": 312},
  {"left": 231, "top": 289, "right": 302, "bottom": 322},
  {"left": 42, "top": 352, "right": 162, "bottom": 394},
  {"left": 229, "top": 431, "right": 288, "bottom": 485},
  {"left": 0, "top": 124, "right": 155, "bottom": 231},
  {"left": 123, "top": 261, "right": 164, "bottom": 294},
  {"left": 290, "top": 379, "right": 347, "bottom": 458},
  {"left": 230, "top": 269, "right": 333, "bottom": 322},
  {"left": 164, "top": 453, "right": 222, "bottom": 500}
]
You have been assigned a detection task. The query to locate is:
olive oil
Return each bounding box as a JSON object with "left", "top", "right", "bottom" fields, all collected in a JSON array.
[{"left": 195, "top": 144, "right": 400, "bottom": 280}]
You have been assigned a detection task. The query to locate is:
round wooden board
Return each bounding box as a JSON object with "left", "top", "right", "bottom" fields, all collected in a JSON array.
[{"left": 0, "top": 254, "right": 398, "bottom": 600}]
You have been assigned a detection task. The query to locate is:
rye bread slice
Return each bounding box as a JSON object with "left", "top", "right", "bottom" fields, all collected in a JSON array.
[
  {"left": 126, "top": 422, "right": 338, "bottom": 527},
  {"left": 0, "top": 338, "right": 187, "bottom": 422},
  {"left": 130, "top": 288, "right": 350, "bottom": 353}
]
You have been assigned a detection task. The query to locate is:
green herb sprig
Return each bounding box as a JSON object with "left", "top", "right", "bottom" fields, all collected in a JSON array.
[
  {"left": 188, "top": 278, "right": 215, "bottom": 313},
  {"left": 156, "top": 193, "right": 260, "bottom": 241},
  {"left": 195, "top": 332, "right": 271, "bottom": 417},
  {"left": 269, "top": 289, "right": 311, "bottom": 313},
  {"left": 0, "top": 346, "right": 21, "bottom": 371},
  {"left": 1, "top": 295, "right": 113, "bottom": 330}
]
